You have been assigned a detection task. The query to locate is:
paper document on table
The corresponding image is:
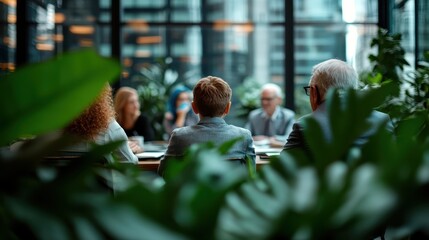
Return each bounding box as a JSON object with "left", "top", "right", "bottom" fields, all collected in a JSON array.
[
  {"left": 266, "top": 152, "right": 280, "bottom": 156},
  {"left": 258, "top": 152, "right": 281, "bottom": 159},
  {"left": 255, "top": 147, "right": 282, "bottom": 154},
  {"left": 135, "top": 152, "right": 164, "bottom": 159}
]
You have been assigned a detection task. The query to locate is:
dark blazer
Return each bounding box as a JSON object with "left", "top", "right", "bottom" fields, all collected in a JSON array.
[
  {"left": 282, "top": 102, "right": 393, "bottom": 157},
  {"left": 123, "top": 114, "right": 155, "bottom": 141}
]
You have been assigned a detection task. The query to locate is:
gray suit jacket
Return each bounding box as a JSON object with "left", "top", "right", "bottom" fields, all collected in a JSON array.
[
  {"left": 282, "top": 103, "right": 393, "bottom": 158},
  {"left": 158, "top": 117, "right": 256, "bottom": 176},
  {"left": 246, "top": 106, "right": 295, "bottom": 142}
]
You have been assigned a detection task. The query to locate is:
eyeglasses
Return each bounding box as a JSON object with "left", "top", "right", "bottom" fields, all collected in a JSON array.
[
  {"left": 303, "top": 86, "right": 311, "bottom": 96},
  {"left": 261, "top": 97, "right": 276, "bottom": 102}
]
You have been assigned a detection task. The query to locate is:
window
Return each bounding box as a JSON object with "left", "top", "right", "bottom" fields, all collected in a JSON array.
[{"left": 2, "top": 1, "right": 423, "bottom": 128}]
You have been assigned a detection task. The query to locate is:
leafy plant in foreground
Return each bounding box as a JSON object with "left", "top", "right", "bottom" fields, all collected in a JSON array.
[
  {"left": 2, "top": 49, "right": 429, "bottom": 240},
  {"left": 215, "top": 85, "right": 429, "bottom": 240},
  {"left": 0, "top": 50, "right": 182, "bottom": 240}
]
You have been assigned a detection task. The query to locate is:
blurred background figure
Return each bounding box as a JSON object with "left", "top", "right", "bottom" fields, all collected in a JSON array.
[
  {"left": 163, "top": 85, "right": 199, "bottom": 137},
  {"left": 246, "top": 83, "right": 295, "bottom": 147},
  {"left": 114, "top": 87, "right": 154, "bottom": 153},
  {"left": 64, "top": 84, "right": 138, "bottom": 164}
]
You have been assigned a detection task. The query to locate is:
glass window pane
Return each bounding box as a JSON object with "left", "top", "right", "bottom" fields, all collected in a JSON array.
[
  {"left": 295, "top": 0, "right": 377, "bottom": 23},
  {"left": 123, "top": 0, "right": 284, "bottom": 23},
  {"left": 295, "top": 0, "right": 342, "bottom": 22},
  {"left": 121, "top": 23, "right": 285, "bottom": 124},
  {"left": 295, "top": 25, "right": 347, "bottom": 76},
  {"left": 418, "top": 1, "right": 429, "bottom": 60},
  {"left": 29, "top": 24, "right": 56, "bottom": 62},
  {"left": 26, "top": 0, "right": 111, "bottom": 62},
  {"left": 294, "top": 24, "right": 377, "bottom": 116},
  {"left": 0, "top": 0, "right": 16, "bottom": 75},
  {"left": 392, "top": 0, "right": 415, "bottom": 68},
  {"left": 345, "top": 25, "right": 378, "bottom": 73},
  {"left": 171, "top": 0, "right": 202, "bottom": 22},
  {"left": 341, "top": 0, "right": 378, "bottom": 23},
  {"left": 294, "top": 24, "right": 378, "bottom": 78}
]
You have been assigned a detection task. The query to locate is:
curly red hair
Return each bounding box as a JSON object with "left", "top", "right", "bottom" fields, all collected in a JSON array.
[{"left": 65, "top": 84, "right": 115, "bottom": 140}]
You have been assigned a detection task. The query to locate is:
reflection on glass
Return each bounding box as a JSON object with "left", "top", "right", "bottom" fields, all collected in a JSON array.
[
  {"left": 393, "top": 0, "right": 415, "bottom": 69},
  {"left": 295, "top": 0, "right": 377, "bottom": 23},
  {"left": 346, "top": 25, "right": 377, "bottom": 73},
  {"left": 121, "top": 23, "right": 285, "bottom": 125},
  {"left": 0, "top": 0, "right": 16, "bottom": 75},
  {"left": 295, "top": 25, "right": 347, "bottom": 76},
  {"left": 171, "top": 0, "right": 202, "bottom": 22},
  {"left": 122, "top": 0, "right": 284, "bottom": 23},
  {"left": 418, "top": 1, "right": 429, "bottom": 60},
  {"left": 2, "top": 0, "right": 395, "bottom": 126},
  {"left": 341, "top": 0, "right": 377, "bottom": 23},
  {"left": 295, "top": 0, "right": 342, "bottom": 21}
]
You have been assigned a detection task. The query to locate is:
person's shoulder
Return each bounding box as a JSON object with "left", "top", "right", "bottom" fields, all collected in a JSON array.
[
  {"left": 227, "top": 124, "right": 252, "bottom": 136},
  {"left": 186, "top": 110, "right": 199, "bottom": 120},
  {"left": 170, "top": 125, "right": 194, "bottom": 136},
  {"left": 96, "top": 119, "right": 127, "bottom": 144},
  {"left": 108, "top": 119, "right": 123, "bottom": 131},
  {"left": 294, "top": 113, "right": 313, "bottom": 125},
  {"left": 249, "top": 108, "right": 264, "bottom": 117},
  {"left": 280, "top": 107, "right": 295, "bottom": 117}
]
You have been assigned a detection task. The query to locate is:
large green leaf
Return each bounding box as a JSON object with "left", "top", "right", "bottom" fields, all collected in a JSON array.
[{"left": 0, "top": 49, "right": 121, "bottom": 145}]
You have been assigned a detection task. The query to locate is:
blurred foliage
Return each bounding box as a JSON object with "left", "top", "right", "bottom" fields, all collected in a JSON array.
[
  {"left": 0, "top": 50, "right": 182, "bottom": 239},
  {"left": 134, "top": 58, "right": 193, "bottom": 140},
  {"left": 0, "top": 50, "right": 120, "bottom": 146},
  {"left": 2, "top": 47, "right": 429, "bottom": 239},
  {"left": 361, "top": 28, "right": 409, "bottom": 86},
  {"left": 360, "top": 29, "right": 429, "bottom": 140},
  {"left": 216, "top": 85, "right": 429, "bottom": 240},
  {"left": 116, "top": 140, "right": 249, "bottom": 240},
  {"left": 234, "top": 77, "right": 261, "bottom": 120}
]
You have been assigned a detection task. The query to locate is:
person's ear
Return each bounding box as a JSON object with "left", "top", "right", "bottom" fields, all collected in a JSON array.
[
  {"left": 224, "top": 101, "right": 231, "bottom": 115},
  {"left": 191, "top": 101, "right": 199, "bottom": 114},
  {"left": 310, "top": 86, "right": 319, "bottom": 111}
]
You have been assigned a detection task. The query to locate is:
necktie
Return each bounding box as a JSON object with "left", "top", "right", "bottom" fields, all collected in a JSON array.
[{"left": 264, "top": 117, "right": 272, "bottom": 136}]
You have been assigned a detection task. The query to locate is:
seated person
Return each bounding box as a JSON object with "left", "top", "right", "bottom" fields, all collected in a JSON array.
[
  {"left": 282, "top": 59, "right": 393, "bottom": 158},
  {"left": 63, "top": 84, "right": 138, "bottom": 164},
  {"left": 158, "top": 76, "right": 256, "bottom": 176},
  {"left": 245, "top": 83, "right": 295, "bottom": 147},
  {"left": 114, "top": 87, "right": 154, "bottom": 153},
  {"left": 163, "top": 85, "right": 199, "bottom": 137}
]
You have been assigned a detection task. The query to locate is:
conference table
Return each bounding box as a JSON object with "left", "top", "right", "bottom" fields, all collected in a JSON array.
[{"left": 136, "top": 141, "right": 282, "bottom": 172}]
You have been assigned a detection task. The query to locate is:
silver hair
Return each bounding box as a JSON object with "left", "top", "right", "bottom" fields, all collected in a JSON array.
[
  {"left": 261, "top": 83, "right": 283, "bottom": 99},
  {"left": 309, "top": 59, "right": 358, "bottom": 98}
]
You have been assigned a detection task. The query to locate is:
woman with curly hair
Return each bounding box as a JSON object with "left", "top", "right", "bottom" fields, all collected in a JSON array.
[{"left": 64, "top": 84, "right": 137, "bottom": 164}]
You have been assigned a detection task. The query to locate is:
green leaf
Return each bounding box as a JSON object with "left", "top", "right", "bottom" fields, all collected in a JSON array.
[
  {"left": 367, "top": 72, "right": 383, "bottom": 84},
  {"left": 95, "top": 205, "right": 186, "bottom": 240},
  {"left": 0, "top": 49, "right": 121, "bottom": 145},
  {"left": 395, "top": 111, "right": 428, "bottom": 140}
]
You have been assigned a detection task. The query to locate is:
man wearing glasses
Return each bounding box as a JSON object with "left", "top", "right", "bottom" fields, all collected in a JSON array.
[
  {"left": 283, "top": 59, "right": 393, "bottom": 156},
  {"left": 245, "top": 83, "right": 295, "bottom": 147}
]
